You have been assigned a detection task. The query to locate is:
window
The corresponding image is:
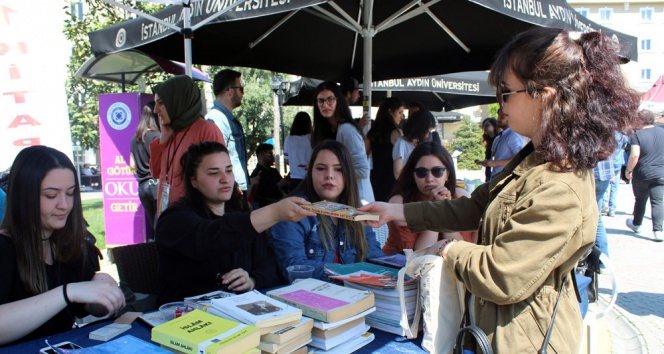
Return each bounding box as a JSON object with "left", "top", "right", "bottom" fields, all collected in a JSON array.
[
  {"left": 640, "top": 7, "right": 653, "bottom": 21},
  {"left": 599, "top": 8, "right": 613, "bottom": 21},
  {"left": 641, "top": 39, "right": 652, "bottom": 51},
  {"left": 641, "top": 69, "right": 651, "bottom": 80},
  {"left": 576, "top": 8, "right": 589, "bottom": 17}
]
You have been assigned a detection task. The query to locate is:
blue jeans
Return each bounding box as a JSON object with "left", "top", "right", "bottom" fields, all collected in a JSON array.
[
  {"left": 608, "top": 169, "right": 621, "bottom": 213},
  {"left": 595, "top": 179, "right": 611, "bottom": 257}
]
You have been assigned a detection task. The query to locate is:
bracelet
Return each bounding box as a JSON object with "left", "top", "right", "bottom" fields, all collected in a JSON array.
[
  {"left": 626, "top": 170, "right": 633, "bottom": 174},
  {"left": 437, "top": 239, "right": 458, "bottom": 258},
  {"left": 62, "top": 283, "right": 73, "bottom": 307}
]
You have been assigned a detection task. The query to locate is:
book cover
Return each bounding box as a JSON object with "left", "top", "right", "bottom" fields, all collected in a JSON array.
[
  {"left": 300, "top": 201, "right": 378, "bottom": 221},
  {"left": 151, "top": 309, "right": 260, "bottom": 354},
  {"left": 184, "top": 290, "right": 236, "bottom": 309},
  {"left": 67, "top": 335, "right": 171, "bottom": 354},
  {"left": 267, "top": 278, "right": 374, "bottom": 323},
  {"left": 367, "top": 253, "right": 407, "bottom": 269},
  {"left": 343, "top": 280, "right": 418, "bottom": 298},
  {"left": 258, "top": 331, "right": 312, "bottom": 353},
  {"left": 324, "top": 262, "right": 402, "bottom": 278},
  {"left": 211, "top": 290, "right": 302, "bottom": 328},
  {"left": 329, "top": 271, "right": 408, "bottom": 288},
  {"left": 311, "top": 317, "right": 364, "bottom": 339},
  {"left": 261, "top": 316, "right": 313, "bottom": 345},
  {"left": 309, "top": 321, "right": 369, "bottom": 350}
]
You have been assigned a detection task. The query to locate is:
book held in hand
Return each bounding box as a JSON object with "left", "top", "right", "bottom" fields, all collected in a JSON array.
[
  {"left": 300, "top": 201, "right": 379, "bottom": 221},
  {"left": 267, "top": 278, "right": 374, "bottom": 323},
  {"left": 211, "top": 290, "right": 302, "bottom": 329},
  {"left": 151, "top": 309, "right": 260, "bottom": 354}
]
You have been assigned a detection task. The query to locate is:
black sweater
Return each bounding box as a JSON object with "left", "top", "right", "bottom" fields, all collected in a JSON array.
[{"left": 155, "top": 204, "right": 285, "bottom": 306}]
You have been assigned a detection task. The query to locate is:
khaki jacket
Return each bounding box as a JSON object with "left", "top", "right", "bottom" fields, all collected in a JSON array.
[{"left": 405, "top": 143, "right": 596, "bottom": 353}]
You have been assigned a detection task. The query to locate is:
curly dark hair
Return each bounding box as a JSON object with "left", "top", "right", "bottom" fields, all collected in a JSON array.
[{"left": 489, "top": 28, "right": 641, "bottom": 171}]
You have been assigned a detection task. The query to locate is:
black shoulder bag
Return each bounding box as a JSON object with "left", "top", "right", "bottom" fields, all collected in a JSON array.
[{"left": 454, "top": 275, "right": 569, "bottom": 354}]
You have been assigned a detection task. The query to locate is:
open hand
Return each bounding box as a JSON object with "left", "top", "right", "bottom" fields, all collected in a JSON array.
[
  {"left": 273, "top": 197, "right": 316, "bottom": 222},
  {"left": 357, "top": 202, "right": 404, "bottom": 228}
]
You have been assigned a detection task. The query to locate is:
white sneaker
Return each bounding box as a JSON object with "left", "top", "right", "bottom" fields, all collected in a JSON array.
[
  {"left": 626, "top": 219, "right": 641, "bottom": 234},
  {"left": 655, "top": 231, "right": 663, "bottom": 242}
]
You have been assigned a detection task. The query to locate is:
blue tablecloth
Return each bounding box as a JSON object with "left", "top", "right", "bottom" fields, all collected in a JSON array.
[{"left": 0, "top": 319, "right": 426, "bottom": 353}]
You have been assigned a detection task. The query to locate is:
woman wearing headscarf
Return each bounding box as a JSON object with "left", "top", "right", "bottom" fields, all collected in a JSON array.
[{"left": 150, "top": 75, "right": 224, "bottom": 217}]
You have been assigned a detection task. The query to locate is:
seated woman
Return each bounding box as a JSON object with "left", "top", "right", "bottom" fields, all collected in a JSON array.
[
  {"left": 270, "top": 140, "right": 384, "bottom": 281},
  {"left": 0, "top": 146, "right": 125, "bottom": 346},
  {"left": 382, "top": 142, "right": 477, "bottom": 255},
  {"left": 155, "top": 142, "right": 315, "bottom": 306}
]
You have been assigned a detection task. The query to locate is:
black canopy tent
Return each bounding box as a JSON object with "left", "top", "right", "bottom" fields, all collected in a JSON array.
[
  {"left": 89, "top": 0, "right": 638, "bottom": 89},
  {"left": 284, "top": 72, "right": 496, "bottom": 112}
]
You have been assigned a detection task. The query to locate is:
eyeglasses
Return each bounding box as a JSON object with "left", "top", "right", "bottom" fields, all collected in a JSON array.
[
  {"left": 316, "top": 96, "right": 337, "bottom": 106},
  {"left": 499, "top": 88, "right": 528, "bottom": 103},
  {"left": 229, "top": 86, "right": 244, "bottom": 93},
  {"left": 414, "top": 167, "right": 446, "bottom": 179}
]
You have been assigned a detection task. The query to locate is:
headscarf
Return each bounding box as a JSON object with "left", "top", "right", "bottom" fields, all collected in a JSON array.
[{"left": 153, "top": 75, "right": 202, "bottom": 132}]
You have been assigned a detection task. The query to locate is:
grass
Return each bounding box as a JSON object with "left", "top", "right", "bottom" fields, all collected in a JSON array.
[{"left": 82, "top": 198, "right": 106, "bottom": 250}]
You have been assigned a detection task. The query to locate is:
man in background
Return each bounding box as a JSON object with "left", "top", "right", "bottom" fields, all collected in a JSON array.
[
  {"left": 206, "top": 69, "right": 250, "bottom": 197},
  {"left": 478, "top": 108, "right": 525, "bottom": 179},
  {"left": 250, "top": 144, "right": 288, "bottom": 208}
]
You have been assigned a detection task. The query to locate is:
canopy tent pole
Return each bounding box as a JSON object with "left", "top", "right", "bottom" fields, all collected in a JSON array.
[
  {"left": 103, "top": 0, "right": 244, "bottom": 78},
  {"left": 362, "top": 0, "right": 374, "bottom": 112}
]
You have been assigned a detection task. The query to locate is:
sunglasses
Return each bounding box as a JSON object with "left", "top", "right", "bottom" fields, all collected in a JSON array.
[
  {"left": 229, "top": 85, "right": 244, "bottom": 93},
  {"left": 499, "top": 88, "right": 528, "bottom": 103},
  {"left": 414, "top": 167, "right": 446, "bottom": 179}
]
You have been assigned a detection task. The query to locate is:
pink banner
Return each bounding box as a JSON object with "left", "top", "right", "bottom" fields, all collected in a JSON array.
[{"left": 99, "top": 93, "right": 152, "bottom": 245}]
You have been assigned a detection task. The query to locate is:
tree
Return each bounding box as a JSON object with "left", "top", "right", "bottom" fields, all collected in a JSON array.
[
  {"left": 63, "top": 1, "right": 166, "bottom": 150},
  {"left": 487, "top": 103, "right": 500, "bottom": 118},
  {"left": 450, "top": 116, "right": 484, "bottom": 170}
]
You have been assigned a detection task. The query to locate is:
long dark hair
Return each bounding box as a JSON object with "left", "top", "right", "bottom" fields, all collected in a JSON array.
[
  {"left": 1, "top": 146, "right": 86, "bottom": 294},
  {"left": 390, "top": 142, "right": 457, "bottom": 203},
  {"left": 488, "top": 28, "right": 641, "bottom": 171},
  {"left": 178, "top": 141, "right": 247, "bottom": 215},
  {"left": 402, "top": 110, "right": 435, "bottom": 143},
  {"left": 290, "top": 111, "right": 313, "bottom": 136},
  {"left": 367, "top": 97, "right": 405, "bottom": 146},
  {"left": 293, "top": 140, "right": 368, "bottom": 261},
  {"left": 134, "top": 103, "right": 160, "bottom": 142},
  {"left": 310, "top": 81, "right": 358, "bottom": 148},
  {"left": 481, "top": 117, "right": 498, "bottom": 145}
]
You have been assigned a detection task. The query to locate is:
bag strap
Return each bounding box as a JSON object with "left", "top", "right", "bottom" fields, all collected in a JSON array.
[
  {"left": 455, "top": 325, "right": 493, "bottom": 354},
  {"left": 397, "top": 263, "right": 421, "bottom": 338},
  {"left": 538, "top": 274, "right": 568, "bottom": 354}
]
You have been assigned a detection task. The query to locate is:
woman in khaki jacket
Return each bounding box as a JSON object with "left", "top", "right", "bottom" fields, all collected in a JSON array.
[{"left": 361, "top": 27, "right": 641, "bottom": 353}]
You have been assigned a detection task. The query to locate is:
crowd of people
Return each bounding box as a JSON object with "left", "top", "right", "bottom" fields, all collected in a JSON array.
[{"left": 0, "top": 27, "right": 661, "bottom": 353}]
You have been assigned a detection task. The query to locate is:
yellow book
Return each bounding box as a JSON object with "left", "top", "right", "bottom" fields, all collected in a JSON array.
[{"left": 151, "top": 309, "right": 260, "bottom": 354}]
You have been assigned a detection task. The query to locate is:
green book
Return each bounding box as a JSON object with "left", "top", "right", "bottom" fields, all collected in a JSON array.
[{"left": 151, "top": 309, "right": 260, "bottom": 354}]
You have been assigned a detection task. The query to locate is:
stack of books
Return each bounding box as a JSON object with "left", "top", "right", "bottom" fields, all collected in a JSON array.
[
  {"left": 326, "top": 262, "right": 419, "bottom": 336},
  {"left": 151, "top": 309, "right": 261, "bottom": 354},
  {"left": 267, "top": 278, "right": 376, "bottom": 352},
  {"left": 210, "top": 290, "right": 312, "bottom": 354}
]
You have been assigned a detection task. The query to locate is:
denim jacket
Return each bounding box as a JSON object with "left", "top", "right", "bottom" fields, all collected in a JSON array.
[{"left": 270, "top": 215, "right": 385, "bottom": 281}]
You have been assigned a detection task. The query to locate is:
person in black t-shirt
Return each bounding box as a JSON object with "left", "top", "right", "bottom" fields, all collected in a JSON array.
[{"left": 250, "top": 144, "right": 289, "bottom": 208}]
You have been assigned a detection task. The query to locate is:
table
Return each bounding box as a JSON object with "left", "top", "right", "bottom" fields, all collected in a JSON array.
[{"left": 1, "top": 318, "right": 426, "bottom": 353}]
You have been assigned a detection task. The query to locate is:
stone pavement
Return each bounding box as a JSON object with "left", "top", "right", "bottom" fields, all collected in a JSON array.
[{"left": 596, "top": 182, "right": 664, "bottom": 353}]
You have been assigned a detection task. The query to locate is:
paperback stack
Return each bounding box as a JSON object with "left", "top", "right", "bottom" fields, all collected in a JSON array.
[
  {"left": 267, "top": 278, "right": 376, "bottom": 352},
  {"left": 326, "top": 262, "right": 418, "bottom": 336},
  {"left": 211, "top": 290, "right": 311, "bottom": 354},
  {"left": 151, "top": 309, "right": 260, "bottom": 354}
]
